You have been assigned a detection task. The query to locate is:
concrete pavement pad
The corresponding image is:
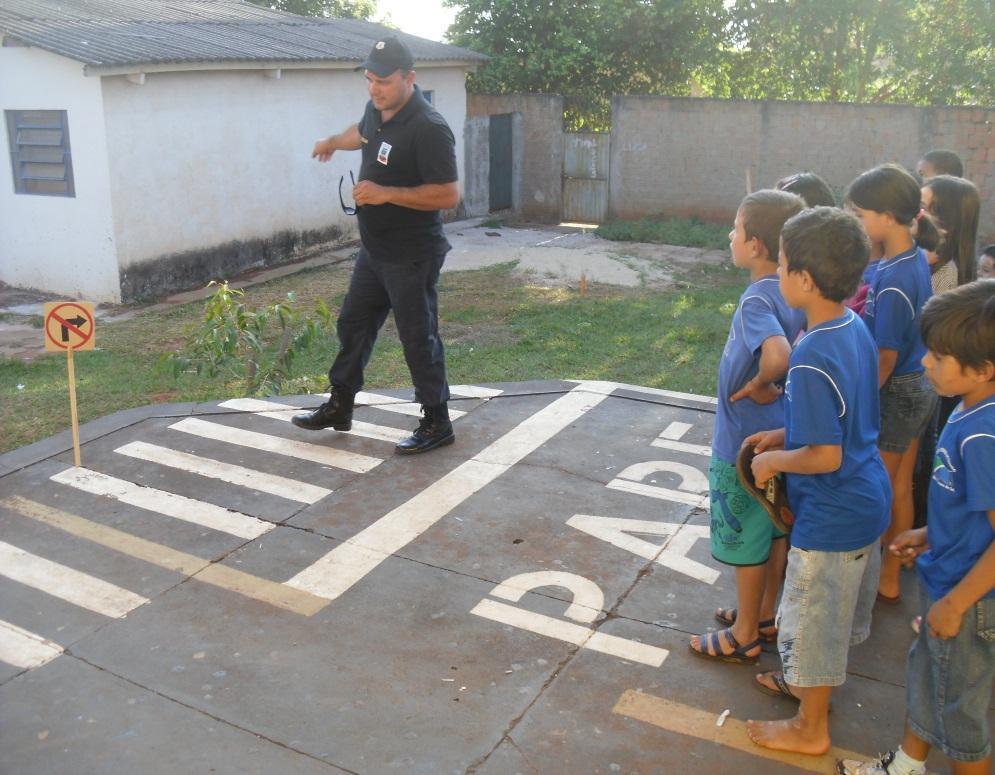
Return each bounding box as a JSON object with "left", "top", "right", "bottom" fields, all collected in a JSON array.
[
  {"left": 0, "top": 657, "right": 346, "bottom": 774},
  {"left": 0, "top": 380, "right": 989, "bottom": 773}
]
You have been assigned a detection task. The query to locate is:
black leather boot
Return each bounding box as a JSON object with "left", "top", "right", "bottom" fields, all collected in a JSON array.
[
  {"left": 291, "top": 386, "right": 354, "bottom": 431},
  {"left": 395, "top": 404, "right": 455, "bottom": 455}
]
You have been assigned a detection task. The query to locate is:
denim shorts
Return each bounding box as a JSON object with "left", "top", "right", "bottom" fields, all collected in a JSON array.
[
  {"left": 708, "top": 456, "right": 786, "bottom": 566},
  {"left": 879, "top": 371, "right": 938, "bottom": 453},
  {"left": 906, "top": 587, "right": 995, "bottom": 762},
  {"left": 776, "top": 541, "right": 880, "bottom": 687}
]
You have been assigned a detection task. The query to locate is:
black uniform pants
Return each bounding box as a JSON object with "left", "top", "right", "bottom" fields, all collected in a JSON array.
[{"left": 328, "top": 246, "right": 450, "bottom": 407}]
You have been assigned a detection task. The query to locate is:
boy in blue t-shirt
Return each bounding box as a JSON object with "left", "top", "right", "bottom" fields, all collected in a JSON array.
[
  {"left": 838, "top": 280, "right": 995, "bottom": 775},
  {"left": 690, "top": 189, "right": 805, "bottom": 665},
  {"left": 744, "top": 207, "right": 892, "bottom": 756}
]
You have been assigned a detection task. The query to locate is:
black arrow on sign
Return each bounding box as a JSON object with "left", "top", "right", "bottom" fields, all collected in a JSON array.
[{"left": 61, "top": 315, "right": 88, "bottom": 342}]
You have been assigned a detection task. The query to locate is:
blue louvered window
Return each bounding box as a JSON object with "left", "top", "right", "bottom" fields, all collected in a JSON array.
[{"left": 5, "top": 110, "right": 75, "bottom": 197}]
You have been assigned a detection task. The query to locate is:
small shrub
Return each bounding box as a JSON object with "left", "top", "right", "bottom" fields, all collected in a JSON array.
[{"left": 161, "top": 281, "right": 332, "bottom": 396}]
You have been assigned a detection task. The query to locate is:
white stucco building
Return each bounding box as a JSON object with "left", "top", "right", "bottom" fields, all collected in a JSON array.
[{"left": 0, "top": 0, "right": 485, "bottom": 302}]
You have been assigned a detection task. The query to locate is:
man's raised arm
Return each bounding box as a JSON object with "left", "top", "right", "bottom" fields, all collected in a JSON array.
[{"left": 312, "top": 124, "right": 362, "bottom": 162}]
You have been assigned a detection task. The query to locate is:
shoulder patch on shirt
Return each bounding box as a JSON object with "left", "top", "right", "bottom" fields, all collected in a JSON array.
[{"left": 377, "top": 141, "right": 392, "bottom": 165}]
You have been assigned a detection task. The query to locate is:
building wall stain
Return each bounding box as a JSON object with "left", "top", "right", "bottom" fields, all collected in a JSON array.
[{"left": 118, "top": 226, "right": 344, "bottom": 303}]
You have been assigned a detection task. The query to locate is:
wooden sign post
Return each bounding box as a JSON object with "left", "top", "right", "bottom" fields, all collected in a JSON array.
[{"left": 43, "top": 302, "right": 96, "bottom": 467}]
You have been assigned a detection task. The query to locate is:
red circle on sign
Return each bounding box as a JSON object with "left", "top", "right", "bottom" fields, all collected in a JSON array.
[{"left": 45, "top": 303, "right": 95, "bottom": 350}]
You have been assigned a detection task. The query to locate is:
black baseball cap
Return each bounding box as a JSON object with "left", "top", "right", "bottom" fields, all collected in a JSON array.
[{"left": 357, "top": 36, "right": 415, "bottom": 77}]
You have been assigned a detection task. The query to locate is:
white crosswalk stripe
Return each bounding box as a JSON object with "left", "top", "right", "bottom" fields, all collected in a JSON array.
[
  {"left": 0, "top": 619, "right": 64, "bottom": 670},
  {"left": 0, "top": 540, "right": 149, "bottom": 618},
  {"left": 115, "top": 441, "right": 331, "bottom": 504},
  {"left": 50, "top": 467, "right": 274, "bottom": 540},
  {"left": 218, "top": 398, "right": 409, "bottom": 444},
  {"left": 350, "top": 392, "right": 467, "bottom": 419},
  {"left": 169, "top": 417, "right": 382, "bottom": 473}
]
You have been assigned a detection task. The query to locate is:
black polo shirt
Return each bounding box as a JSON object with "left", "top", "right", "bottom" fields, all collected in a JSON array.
[{"left": 356, "top": 85, "right": 457, "bottom": 261}]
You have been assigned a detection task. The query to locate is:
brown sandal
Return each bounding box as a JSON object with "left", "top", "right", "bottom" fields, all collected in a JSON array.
[
  {"left": 714, "top": 607, "right": 778, "bottom": 643},
  {"left": 689, "top": 628, "right": 762, "bottom": 665},
  {"left": 736, "top": 444, "right": 794, "bottom": 533}
]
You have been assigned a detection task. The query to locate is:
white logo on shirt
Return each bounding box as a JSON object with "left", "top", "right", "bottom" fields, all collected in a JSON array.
[{"left": 377, "top": 141, "right": 392, "bottom": 165}]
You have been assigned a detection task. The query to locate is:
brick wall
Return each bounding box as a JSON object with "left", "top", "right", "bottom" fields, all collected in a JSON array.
[
  {"left": 610, "top": 96, "right": 995, "bottom": 244},
  {"left": 467, "top": 94, "right": 564, "bottom": 222}
]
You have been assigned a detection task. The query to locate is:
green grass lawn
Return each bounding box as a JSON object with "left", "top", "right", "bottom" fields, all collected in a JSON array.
[
  {"left": 0, "top": 260, "right": 744, "bottom": 454},
  {"left": 595, "top": 216, "right": 730, "bottom": 249}
]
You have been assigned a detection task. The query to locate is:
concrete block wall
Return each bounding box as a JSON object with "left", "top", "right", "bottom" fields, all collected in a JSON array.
[
  {"left": 610, "top": 96, "right": 995, "bottom": 244},
  {"left": 467, "top": 93, "right": 564, "bottom": 222}
]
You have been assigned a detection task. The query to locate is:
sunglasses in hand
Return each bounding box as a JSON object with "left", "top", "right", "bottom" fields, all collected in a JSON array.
[{"left": 339, "top": 171, "right": 359, "bottom": 215}]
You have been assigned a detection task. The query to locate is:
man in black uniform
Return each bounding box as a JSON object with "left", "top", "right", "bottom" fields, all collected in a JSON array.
[{"left": 293, "top": 36, "right": 459, "bottom": 455}]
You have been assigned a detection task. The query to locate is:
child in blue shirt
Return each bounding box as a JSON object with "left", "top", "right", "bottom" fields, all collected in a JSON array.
[
  {"left": 689, "top": 189, "right": 805, "bottom": 665},
  {"left": 744, "top": 207, "right": 891, "bottom": 756},
  {"left": 837, "top": 280, "right": 995, "bottom": 775},
  {"left": 847, "top": 164, "right": 942, "bottom": 603}
]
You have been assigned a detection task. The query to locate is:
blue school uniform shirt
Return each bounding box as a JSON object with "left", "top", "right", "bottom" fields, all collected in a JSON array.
[
  {"left": 918, "top": 398, "right": 995, "bottom": 600},
  {"left": 784, "top": 309, "right": 891, "bottom": 551},
  {"left": 711, "top": 275, "right": 805, "bottom": 464},
  {"left": 862, "top": 246, "right": 932, "bottom": 376}
]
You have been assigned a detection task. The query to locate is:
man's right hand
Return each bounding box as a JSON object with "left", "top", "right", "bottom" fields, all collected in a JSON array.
[{"left": 312, "top": 137, "right": 337, "bottom": 163}]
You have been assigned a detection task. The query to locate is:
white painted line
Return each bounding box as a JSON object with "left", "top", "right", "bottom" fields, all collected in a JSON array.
[
  {"left": 218, "top": 398, "right": 408, "bottom": 444},
  {"left": 449, "top": 385, "right": 503, "bottom": 399},
  {"left": 0, "top": 540, "right": 148, "bottom": 618},
  {"left": 600, "top": 380, "right": 718, "bottom": 405},
  {"left": 287, "top": 384, "right": 611, "bottom": 600},
  {"left": 607, "top": 479, "right": 709, "bottom": 508},
  {"left": 350, "top": 392, "right": 467, "bottom": 419},
  {"left": 3, "top": 497, "right": 330, "bottom": 617},
  {"left": 470, "top": 599, "right": 669, "bottom": 667},
  {"left": 658, "top": 421, "right": 693, "bottom": 440},
  {"left": 115, "top": 441, "right": 331, "bottom": 504},
  {"left": 170, "top": 417, "right": 382, "bottom": 473},
  {"left": 566, "top": 515, "right": 719, "bottom": 584},
  {"left": 0, "top": 619, "right": 63, "bottom": 670},
  {"left": 650, "top": 438, "right": 712, "bottom": 457},
  {"left": 608, "top": 460, "right": 710, "bottom": 507},
  {"left": 489, "top": 571, "right": 605, "bottom": 624},
  {"left": 50, "top": 467, "right": 273, "bottom": 540}
]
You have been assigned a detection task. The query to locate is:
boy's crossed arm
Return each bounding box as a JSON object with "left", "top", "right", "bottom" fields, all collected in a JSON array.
[
  {"left": 730, "top": 335, "right": 791, "bottom": 405},
  {"left": 744, "top": 428, "right": 842, "bottom": 487}
]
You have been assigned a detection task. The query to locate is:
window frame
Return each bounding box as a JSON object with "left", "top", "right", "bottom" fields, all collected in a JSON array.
[{"left": 5, "top": 109, "right": 76, "bottom": 197}]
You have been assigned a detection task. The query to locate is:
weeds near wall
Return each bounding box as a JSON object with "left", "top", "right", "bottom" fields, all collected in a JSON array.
[
  {"left": 161, "top": 281, "right": 332, "bottom": 396},
  {"left": 595, "top": 216, "right": 730, "bottom": 250}
]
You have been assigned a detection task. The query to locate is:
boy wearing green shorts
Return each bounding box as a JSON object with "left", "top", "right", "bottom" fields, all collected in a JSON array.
[{"left": 689, "top": 190, "right": 805, "bottom": 664}]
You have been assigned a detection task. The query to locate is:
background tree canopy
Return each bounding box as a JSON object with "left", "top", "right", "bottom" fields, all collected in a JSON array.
[
  {"left": 246, "top": 0, "right": 376, "bottom": 19},
  {"left": 444, "top": 0, "right": 728, "bottom": 129},
  {"left": 445, "top": 0, "right": 994, "bottom": 128}
]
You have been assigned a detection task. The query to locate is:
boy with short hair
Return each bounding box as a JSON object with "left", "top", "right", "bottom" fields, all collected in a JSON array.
[
  {"left": 978, "top": 245, "right": 995, "bottom": 280},
  {"left": 916, "top": 148, "right": 964, "bottom": 180},
  {"left": 689, "top": 189, "right": 805, "bottom": 665},
  {"left": 837, "top": 280, "right": 995, "bottom": 775},
  {"left": 745, "top": 207, "right": 892, "bottom": 755}
]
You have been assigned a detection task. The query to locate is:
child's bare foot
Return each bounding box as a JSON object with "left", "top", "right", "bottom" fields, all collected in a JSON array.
[{"left": 745, "top": 717, "right": 831, "bottom": 756}]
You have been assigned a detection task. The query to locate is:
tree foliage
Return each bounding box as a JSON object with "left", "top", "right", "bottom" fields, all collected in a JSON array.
[
  {"left": 715, "top": 0, "right": 994, "bottom": 105},
  {"left": 246, "top": 0, "right": 376, "bottom": 19},
  {"left": 444, "top": 0, "right": 728, "bottom": 129},
  {"left": 447, "top": 0, "right": 993, "bottom": 127}
]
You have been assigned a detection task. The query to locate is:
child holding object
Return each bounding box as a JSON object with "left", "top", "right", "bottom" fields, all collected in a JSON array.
[
  {"left": 837, "top": 280, "right": 995, "bottom": 775},
  {"left": 688, "top": 190, "right": 805, "bottom": 665},
  {"left": 744, "top": 207, "right": 891, "bottom": 755},
  {"left": 847, "top": 164, "right": 941, "bottom": 604}
]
